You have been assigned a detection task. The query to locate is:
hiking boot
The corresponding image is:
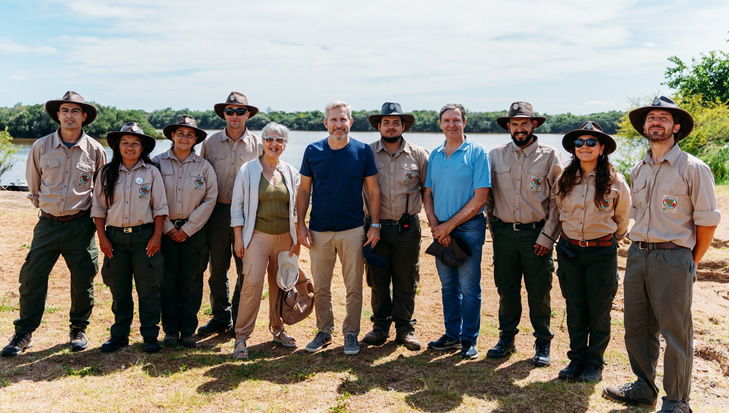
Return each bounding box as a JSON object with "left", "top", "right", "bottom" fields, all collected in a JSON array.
[
  {"left": 558, "top": 359, "right": 584, "bottom": 381},
  {"left": 2, "top": 333, "right": 32, "bottom": 357},
  {"left": 196, "top": 319, "right": 232, "bottom": 337},
  {"left": 101, "top": 336, "right": 129, "bottom": 353},
  {"left": 396, "top": 331, "right": 422, "bottom": 351},
  {"left": 427, "top": 334, "right": 461, "bottom": 351},
  {"left": 659, "top": 399, "right": 691, "bottom": 412},
  {"left": 532, "top": 338, "right": 551, "bottom": 367},
  {"left": 460, "top": 340, "right": 478, "bottom": 359},
  {"left": 344, "top": 333, "right": 360, "bottom": 355},
  {"left": 362, "top": 329, "right": 389, "bottom": 346},
  {"left": 305, "top": 332, "right": 333, "bottom": 353},
  {"left": 602, "top": 382, "right": 657, "bottom": 408},
  {"left": 180, "top": 334, "right": 197, "bottom": 349},
  {"left": 163, "top": 334, "right": 179, "bottom": 347},
  {"left": 143, "top": 337, "right": 161, "bottom": 353},
  {"left": 69, "top": 328, "right": 88, "bottom": 352},
  {"left": 486, "top": 337, "right": 515, "bottom": 358},
  {"left": 578, "top": 364, "right": 603, "bottom": 382}
]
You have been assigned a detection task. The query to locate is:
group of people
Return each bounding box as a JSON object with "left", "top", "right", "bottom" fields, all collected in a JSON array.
[{"left": 1, "top": 90, "right": 720, "bottom": 413}]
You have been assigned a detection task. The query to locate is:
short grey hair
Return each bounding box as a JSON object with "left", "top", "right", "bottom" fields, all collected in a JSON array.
[
  {"left": 324, "top": 100, "right": 352, "bottom": 120},
  {"left": 439, "top": 103, "right": 467, "bottom": 122},
  {"left": 261, "top": 122, "right": 290, "bottom": 143}
]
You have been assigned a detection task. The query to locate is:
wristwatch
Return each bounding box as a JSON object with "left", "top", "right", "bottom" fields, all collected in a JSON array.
[{"left": 370, "top": 223, "right": 382, "bottom": 229}]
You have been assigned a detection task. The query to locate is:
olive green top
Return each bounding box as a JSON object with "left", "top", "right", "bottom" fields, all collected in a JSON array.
[{"left": 254, "top": 173, "right": 290, "bottom": 234}]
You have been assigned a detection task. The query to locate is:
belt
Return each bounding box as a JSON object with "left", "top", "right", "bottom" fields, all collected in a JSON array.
[
  {"left": 171, "top": 218, "right": 188, "bottom": 228},
  {"left": 636, "top": 241, "right": 686, "bottom": 250},
  {"left": 562, "top": 232, "right": 614, "bottom": 247},
  {"left": 365, "top": 217, "right": 410, "bottom": 226},
  {"left": 108, "top": 223, "right": 154, "bottom": 234},
  {"left": 494, "top": 219, "right": 545, "bottom": 231},
  {"left": 40, "top": 209, "right": 89, "bottom": 222}
]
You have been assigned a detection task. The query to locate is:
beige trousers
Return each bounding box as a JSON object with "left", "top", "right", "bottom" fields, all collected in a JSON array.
[
  {"left": 234, "top": 231, "right": 292, "bottom": 341},
  {"left": 309, "top": 226, "right": 365, "bottom": 336}
]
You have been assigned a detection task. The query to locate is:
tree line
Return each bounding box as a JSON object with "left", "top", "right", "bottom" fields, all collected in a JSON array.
[{"left": 0, "top": 103, "right": 624, "bottom": 139}]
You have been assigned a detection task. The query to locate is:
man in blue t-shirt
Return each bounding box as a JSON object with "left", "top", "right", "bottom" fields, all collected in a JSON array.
[
  {"left": 296, "top": 100, "right": 381, "bottom": 356},
  {"left": 423, "top": 103, "right": 491, "bottom": 360}
]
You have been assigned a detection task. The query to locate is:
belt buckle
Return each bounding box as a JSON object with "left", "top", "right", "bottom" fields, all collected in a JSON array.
[
  {"left": 123, "top": 227, "right": 132, "bottom": 234},
  {"left": 637, "top": 241, "right": 649, "bottom": 250},
  {"left": 512, "top": 223, "right": 520, "bottom": 232},
  {"left": 578, "top": 240, "right": 588, "bottom": 247}
]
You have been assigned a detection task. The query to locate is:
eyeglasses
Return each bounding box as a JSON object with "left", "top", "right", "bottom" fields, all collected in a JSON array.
[
  {"left": 263, "top": 136, "right": 286, "bottom": 144},
  {"left": 573, "top": 138, "right": 598, "bottom": 148},
  {"left": 224, "top": 108, "right": 248, "bottom": 116}
]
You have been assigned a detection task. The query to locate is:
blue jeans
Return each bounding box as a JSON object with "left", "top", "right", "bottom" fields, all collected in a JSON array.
[{"left": 434, "top": 215, "right": 485, "bottom": 343}]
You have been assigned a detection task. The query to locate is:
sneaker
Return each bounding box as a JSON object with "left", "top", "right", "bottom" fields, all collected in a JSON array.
[
  {"left": 578, "top": 364, "right": 603, "bottom": 382},
  {"left": 558, "top": 359, "right": 585, "bottom": 381},
  {"left": 305, "top": 331, "right": 333, "bottom": 353},
  {"left": 602, "top": 382, "right": 657, "bottom": 408},
  {"left": 180, "top": 334, "right": 197, "bottom": 349},
  {"left": 428, "top": 334, "right": 461, "bottom": 351},
  {"left": 460, "top": 340, "right": 478, "bottom": 359},
  {"left": 143, "top": 337, "right": 161, "bottom": 353},
  {"left": 163, "top": 334, "right": 179, "bottom": 347},
  {"left": 396, "top": 331, "right": 422, "bottom": 351},
  {"left": 532, "top": 338, "right": 551, "bottom": 367},
  {"left": 101, "top": 336, "right": 129, "bottom": 353},
  {"left": 486, "top": 337, "right": 515, "bottom": 358},
  {"left": 196, "top": 319, "right": 232, "bottom": 337},
  {"left": 344, "top": 333, "right": 360, "bottom": 355},
  {"left": 2, "top": 333, "right": 32, "bottom": 357},
  {"left": 69, "top": 328, "right": 88, "bottom": 352},
  {"left": 362, "top": 329, "right": 389, "bottom": 346}
]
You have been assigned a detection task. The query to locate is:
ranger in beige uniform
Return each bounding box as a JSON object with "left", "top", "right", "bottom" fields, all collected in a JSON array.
[
  {"left": 198, "top": 91, "right": 262, "bottom": 335},
  {"left": 154, "top": 116, "right": 218, "bottom": 347},
  {"left": 2, "top": 91, "right": 106, "bottom": 358},
  {"left": 604, "top": 97, "right": 720, "bottom": 413},
  {"left": 361, "top": 102, "right": 429, "bottom": 351},
  {"left": 485, "top": 101, "right": 563, "bottom": 366}
]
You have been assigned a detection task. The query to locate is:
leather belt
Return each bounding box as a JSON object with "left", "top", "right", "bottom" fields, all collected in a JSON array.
[
  {"left": 637, "top": 241, "right": 686, "bottom": 250},
  {"left": 562, "top": 233, "right": 614, "bottom": 247},
  {"left": 40, "top": 209, "right": 89, "bottom": 222},
  {"left": 365, "top": 217, "right": 414, "bottom": 226},
  {"left": 172, "top": 218, "right": 188, "bottom": 228},
  {"left": 108, "top": 223, "right": 154, "bottom": 234},
  {"left": 494, "top": 219, "right": 545, "bottom": 231}
]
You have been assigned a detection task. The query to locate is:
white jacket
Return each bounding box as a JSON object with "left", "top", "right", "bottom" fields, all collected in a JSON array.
[{"left": 230, "top": 157, "right": 299, "bottom": 248}]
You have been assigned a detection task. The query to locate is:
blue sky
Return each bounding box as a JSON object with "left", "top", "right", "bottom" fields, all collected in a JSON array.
[{"left": 1, "top": 0, "right": 728, "bottom": 115}]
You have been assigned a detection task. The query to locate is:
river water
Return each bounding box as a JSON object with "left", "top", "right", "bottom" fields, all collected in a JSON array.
[{"left": 2, "top": 131, "right": 576, "bottom": 185}]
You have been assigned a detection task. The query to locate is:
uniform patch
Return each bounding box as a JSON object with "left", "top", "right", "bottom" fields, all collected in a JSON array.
[
  {"left": 194, "top": 177, "right": 205, "bottom": 189},
  {"left": 598, "top": 199, "right": 610, "bottom": 211},
  {"left": 404, "top": 171, "right": 415, "bottom": 184},
  {"left": 78, "top": 173, "right": 90, "bottom": 186},
  {"left": 662, "top": 196, "right": 677, "bottom": 212},
  {"left": 139, "top": 185, "right": 150, "bottom": 198},
  {"left": 529, "top": 176, "right": 543, "bottom": 191}
]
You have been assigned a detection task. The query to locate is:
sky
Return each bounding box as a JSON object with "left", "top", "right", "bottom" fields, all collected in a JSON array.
[{"left": 1, "top": 0, "right": 728, "bottom": 115}]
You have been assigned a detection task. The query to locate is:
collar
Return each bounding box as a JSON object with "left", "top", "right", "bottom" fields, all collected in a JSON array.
[
  {"left": 373, "top": 137, "right": 411, "bottom": 157},
  {"left": 120, "top": 159, "right": 149, "bottom": 173},
  {"left": 643, "top": 142, "right": 681, "bottom": 166},
  {"left": 221, "top": 127, "right": 250, "bottom": 142},
  {"left": 163, "top": 148, "right": 198, "bottom": 164},
  {"left": 508, "top": 135, "right": 539, "bottom": 156},
  {"left": 52, "top": 129, "right": 89, "bottom": 149},
  {"left": 435, "top": 136, "right": 470, "bottom": 154}
]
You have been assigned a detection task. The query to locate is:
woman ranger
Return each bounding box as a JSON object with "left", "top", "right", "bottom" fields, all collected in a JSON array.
[
  {"left": 153, "top": 116, "right": 217, "bottom": 348},
  {"left": 92, "top": 122, "right": 168, "bottom": 353},
  {"left": 551, "top": 121, "right": 630, "bottom": 382}
]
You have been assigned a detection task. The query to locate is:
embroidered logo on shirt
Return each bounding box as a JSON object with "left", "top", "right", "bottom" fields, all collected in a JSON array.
[
  {"left": 78, "top": 173, "right": 90, "bottom": 186},
  {"left": 404, "top": 171, "right": 415, "bottom": 184},
  {"left": 194, "top": 177, "right": 205, "bottom": 189},
  {"left": 139, "top": 185, "right": 150, "bottom": 198},
  {"left": 662, "top": 196, "right": 677, "bottom": 212},
  {"left": 598, "top": 199, "right": 610, "bottom": 211},
  {"left": 529, "top": 176, "right": 542, "bottom": 191}
]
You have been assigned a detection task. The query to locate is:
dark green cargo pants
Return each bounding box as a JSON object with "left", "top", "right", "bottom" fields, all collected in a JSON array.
[
  {"left": 15, "top": 215, "right": 98, "bottom": 334},
  {"left": 102, "top": 225, "right": 163, "bottom": 338},
  {"left": 556, "top": 238, "right": 618, "bottom": 367},
  {"left": 160, "top": 227, "right": 208, "bottom": 337},
  {"left": 492, "top": 222, "right": 554, "bottom": 341},
  {"left": 206, "top": 203, "right": 243, "bottom": 326}
]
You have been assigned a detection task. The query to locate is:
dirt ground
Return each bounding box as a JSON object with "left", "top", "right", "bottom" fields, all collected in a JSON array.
[{"left": 1, "top": 189, "right": 729, "bottom": 412}]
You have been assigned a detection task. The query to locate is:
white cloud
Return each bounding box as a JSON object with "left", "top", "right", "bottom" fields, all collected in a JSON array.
[{"left": 0, "top": 39, "right": 56, "bottom": 55}]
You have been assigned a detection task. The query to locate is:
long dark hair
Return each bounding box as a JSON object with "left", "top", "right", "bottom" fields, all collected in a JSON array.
[
  {"left": 557, "top": 153, "right": 615, "bottom": 209},
  {"left": 96, "top": 144, "right": 157, "bottom": 208}
]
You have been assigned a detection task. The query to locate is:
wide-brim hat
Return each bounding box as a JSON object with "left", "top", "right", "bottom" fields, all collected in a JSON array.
[
  {"left": 368, "top": 102, "right": 416, "bottom": 132},
  {"left": 496, "top": 101, "right": 546, "bottom": 131},
  {"left": 277, "top": 251, "right": 300, "bottom": 291},
  {"left": 44, "top": 91, "right": 97, "bottom": 126},
  {"left": 162, "top": 115, "right": 207, "bottom": 144},
  {"left": 562, "top": 121, "right": 617, "bottom": 155},
  {"left": 106, "top": 122, "right": 156, "bottom": 155},
  {"left": 628, "top": 96, "right": 694, "bottom": 141},
  {"left": 213, "top": 91, "right": 259, "bottom": 120}
]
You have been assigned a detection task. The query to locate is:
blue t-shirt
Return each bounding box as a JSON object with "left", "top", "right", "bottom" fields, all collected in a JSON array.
[
  {"left": 424, "top": 137, "right": 491, "bottom": 222},
  {"left": 300, "top": 137, "right": 377, "bottom": 232}
]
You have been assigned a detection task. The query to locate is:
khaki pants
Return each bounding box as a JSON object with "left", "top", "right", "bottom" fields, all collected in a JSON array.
[
  {"left": 310, "top": 226, "right": 365, "bottom": 336},
  {"left": 234, "top": 231, "right": 292, "bottom": 341}
]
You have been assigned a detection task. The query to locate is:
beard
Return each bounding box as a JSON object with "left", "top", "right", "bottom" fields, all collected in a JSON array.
[
  {"left": 382, "top": 135, "right": 402, "bottom": 143},
  {"left": 510, "top": 131, "right": 535, "bottom": 147},
  {"left": 645, "top": 126, "right": 674, "bottom": 142}
]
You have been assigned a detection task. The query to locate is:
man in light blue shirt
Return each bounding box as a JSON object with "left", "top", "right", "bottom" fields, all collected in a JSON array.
[{"left": 423, "top": 103, "right": 490, "bottom": 359}]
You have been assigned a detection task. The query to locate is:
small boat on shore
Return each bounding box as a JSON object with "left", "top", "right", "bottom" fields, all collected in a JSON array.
[{"left": 0, "top": 181, "right": 29, "bottom": 191}]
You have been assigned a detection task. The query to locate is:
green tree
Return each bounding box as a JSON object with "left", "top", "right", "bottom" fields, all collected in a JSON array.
[
  {"left": 665, "top": 44, "right": 729, "bottom": 104},
  {"left": 0, "top": 127, "right": 19, "bottom": 182}
]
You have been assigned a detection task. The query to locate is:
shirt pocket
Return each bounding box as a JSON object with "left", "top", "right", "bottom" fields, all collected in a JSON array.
[
  {"left": 400, "top": 162, "right": 420, "bottom": 186},
  {"left": 631, "top": 175, "right": 649, "bottom": 210},
  {"left": 493, "top": 163, "right": 511, "bottom": 189},
  {"left": 40, "top": 157, "right": 63, "bottom": 187},
  {"left": 190, "top": 173, "right": 206, "bottom": 193},
  {"left": 595, "top": 187, "right": 619, "bottom": 217},
  {"left": 657, "top": 181, "right": 689, "bottom": 215},
  {"left": 75, "top": 162, "right": 94, "bottom": 188},
  {"left": 209, "top": 152, "right": 228, "bottom": 171},
  {"left": 526, "top": 164, "right": 548, "bottom": 193}
]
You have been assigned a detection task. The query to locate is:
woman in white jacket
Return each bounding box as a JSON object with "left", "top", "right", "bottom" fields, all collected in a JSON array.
[{"left": 230, "top": 122, "right": 300, "bottom": 360}]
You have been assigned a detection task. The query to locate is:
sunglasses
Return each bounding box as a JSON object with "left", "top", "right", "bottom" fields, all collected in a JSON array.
[
  {"left": 573, "top": 138, "right": 598, "bottom": 148},
  {"left": 224, "top": 108, "right": 248, "bottom": 116},
  {"left": 263, "top": 136, "right": 286, "bottom": 144}
]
